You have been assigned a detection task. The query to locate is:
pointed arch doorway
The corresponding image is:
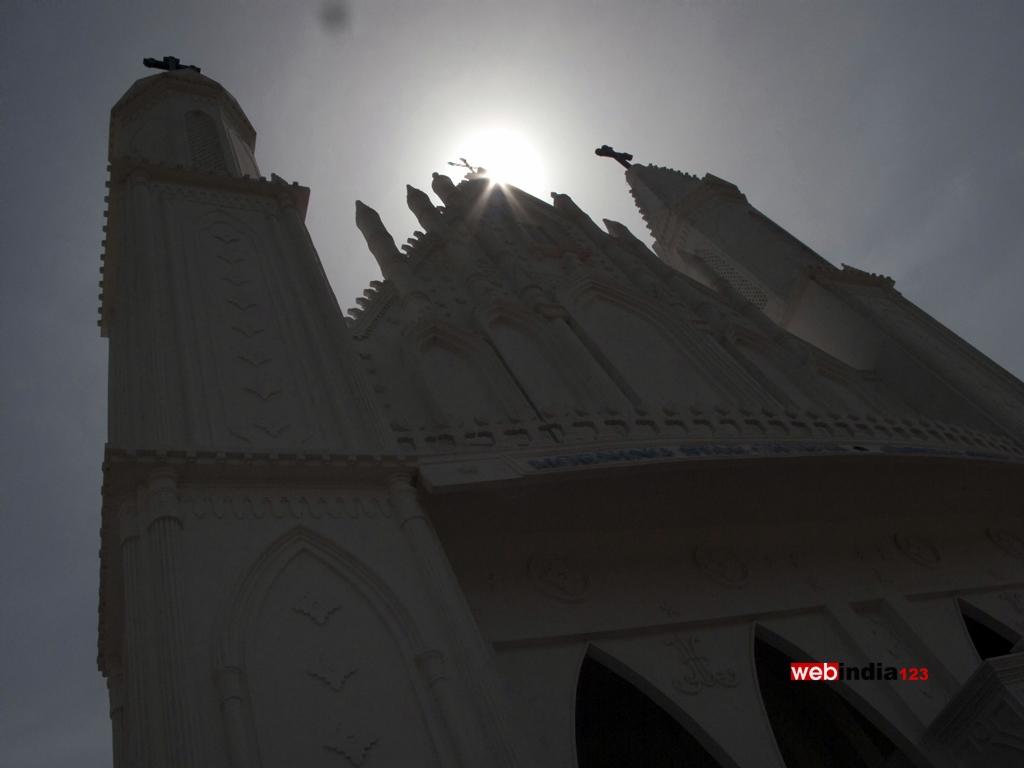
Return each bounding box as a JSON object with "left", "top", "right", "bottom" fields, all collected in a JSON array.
[
  {"left": 574, "top": 652, "right": 728, "bottom": 767},
  {"left": 753, "top": 630, "right": 919, "bottom": 767}
]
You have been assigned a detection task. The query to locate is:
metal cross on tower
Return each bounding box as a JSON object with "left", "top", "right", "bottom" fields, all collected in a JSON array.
[
  {"left": 595, "top": 145, "right": 633, "bottom": 169},
  {"left": 447, "top": 157, "right": 488, "bottom": 179},
  {"left": 143, "top": 56, "right": 202, "bottom": 74}
]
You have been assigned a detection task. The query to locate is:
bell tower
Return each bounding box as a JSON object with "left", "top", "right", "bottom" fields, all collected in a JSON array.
[
  {"left": 97, "top": 62, "right": 525, "bottom": 768},
  {"left": 110, "top": 58, "right": 259, "bottom": 177},
  {"left": 100, "top": 64, "right": 386, "bottom": 453}
]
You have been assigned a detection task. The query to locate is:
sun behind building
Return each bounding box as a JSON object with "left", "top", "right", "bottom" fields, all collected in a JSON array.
[{"left": 95, "top": 63, "right": 1024, "bottom": 767}]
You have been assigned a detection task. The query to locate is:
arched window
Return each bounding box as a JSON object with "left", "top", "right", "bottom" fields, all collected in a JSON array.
[
  {"left": 959, "top": 601, "right": 1019, "bottom": 661},
  {"left": 185, "top": 110, "right": 228, "bottom": 173},
  {"left": 754, "top": 634, "right": 915, "bottom": 767},
  {"left": 575, "top": 654, "right": 726, "bottom": 767}
]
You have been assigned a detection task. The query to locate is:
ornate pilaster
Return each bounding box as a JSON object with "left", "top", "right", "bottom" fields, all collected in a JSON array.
[
  {"left": 215, "top": 665, "right": 253, "bottom": 768},
  {"left": 414, "top": 649, "right": 467, "bottom": 768},
  {"left": 140, "top": 468, "right": 202, "bottom": 767},
  {"left": 119, "top": 498, "right": 150, "bottom": 768},
  {"left": 107, "top": 664, "right": 126, "bottom": 768},
  {"left": 389, "top": 472, "right": 523, "bottom": 768}
]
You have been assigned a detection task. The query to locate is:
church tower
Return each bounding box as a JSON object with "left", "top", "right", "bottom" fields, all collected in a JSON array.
[
  {"left": 626, "top": 163, "right": 1024, "bottom": 437},
  {"left": 97, "top": 63, "right": 527, "bottom": 768},
  {"left": 97, "top": 65, "right": 1024, "bottom": 768}
]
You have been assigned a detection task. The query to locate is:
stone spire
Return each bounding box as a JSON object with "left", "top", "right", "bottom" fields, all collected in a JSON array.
[
  {"left": 355, "top": 201, "right": 413, "bottom": 290},
  {"left": 406, "top": 184, "right": 444, "bottom": 232},
  {"left": 431, "top": 172, "right": 457, "bottom": 204},
  {"left": 624, "top": 163, "right": 795, "bottom": 321},
  {"left": 625, "top": 164, "right": 703, "bottom": 227}
]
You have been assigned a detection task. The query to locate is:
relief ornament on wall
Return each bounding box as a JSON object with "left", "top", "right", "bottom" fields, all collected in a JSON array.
[
  {"left": 693, "top": 544, "right": 749, "bottom": 588},
  {"left": 664, "top": 633, "right": 738, "bottom": 695},
  {"left": 527, "top": 554, "right": 590, "bottom": 602}
]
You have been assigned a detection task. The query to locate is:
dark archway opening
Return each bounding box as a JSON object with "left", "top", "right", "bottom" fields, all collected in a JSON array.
[
  {"left": 575, "top": 655, "right": 726, "bottom": 767},
  {"left": 960, "top": 604, "right": 1018, "bottom": 661},
  {"left": 754, "top": 635, "right": 916, "bottom": 767}
]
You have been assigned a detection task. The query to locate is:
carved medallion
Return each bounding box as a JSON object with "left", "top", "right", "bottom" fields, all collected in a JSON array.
[
  {"left": 693, "top": 545, "right": 749, "bottom": 588},
  {"left": 527, "top": 554, "right": 589, "bottom": 602},
  {"left": 893, "top": 534, "right": 941, "bottom": 568},
  {"left": 854, "top": 543, "right": 895, "bottom": 585},
  {"left": 658, "top": 600, "right": 683, "bottom": 620}
]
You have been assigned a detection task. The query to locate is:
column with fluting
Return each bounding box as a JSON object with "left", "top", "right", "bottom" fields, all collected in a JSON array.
[
  {"left": 119, "top": 497, "right": 153, "bottom": 767},
  {"left": 389, "top": 472, "right": 523, "bottom": 768},
  {"left": 141, "top": 468, "right": 202, "bottom": 767}
]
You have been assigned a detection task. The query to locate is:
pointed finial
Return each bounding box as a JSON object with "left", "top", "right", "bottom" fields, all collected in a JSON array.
[
  {"left": 431, "top": 172, "right": 457, "bottom": 204},
  {"left": 603, "top": 219, "right": 638, "bottom": 240},
  {"left": 406, "top": 185, "right": 443, "bottom": 232},
  {"left": 551, "top": 192, "right": 603, "bottom": 236},
  {"left": 550, "top": 192, "right": 582, "bottom": 215},
  {"left": 355, "top": 201, "right": 408, "bottom": 284},
  {"left": 354, "top": 199, "right": 385, "bottom": 232}
]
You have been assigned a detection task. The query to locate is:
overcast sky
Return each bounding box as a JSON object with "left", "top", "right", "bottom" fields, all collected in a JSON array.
[{"left": 1, "top": 0, "right": 1023, "bottom": 764}]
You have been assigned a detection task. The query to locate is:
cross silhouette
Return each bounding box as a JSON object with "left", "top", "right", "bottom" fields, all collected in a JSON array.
[
  {"left": 595, "top": 144, "right": 633, "bottom": 169},
  {"left": 143, "top": 56, "right": 201, "bottom": 74},
  {"left": 447, "top": 157, "right": 487, "bottom": 178}
]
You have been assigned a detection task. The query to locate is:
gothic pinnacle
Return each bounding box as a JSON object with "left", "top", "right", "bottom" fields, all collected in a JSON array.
[
  {"left": 550, "top": 192, "right": 592, "bottom": 221},
  {"left": 551, "top": 192, "right": 604, "bottom": 238},
  {"left": 406, "top": 185, "right": 444, "bottom": 232},
  {"left": 354, "top": 201, "right": 409, "bottom": 287},
  {"left": 430, "top": 172, "right": 457, "bottom": 204},
  {"left": 602, "top": 219, "right": 638, "bottom": 241}
]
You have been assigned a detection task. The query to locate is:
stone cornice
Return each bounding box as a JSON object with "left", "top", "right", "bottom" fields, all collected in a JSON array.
[
  {"left": 101, "top": 445, "right": 415, "bottom": 492},
  {"left": 383, "top": 405, "right": 1023, "bottom": 461},
  {"left": 107, "top": 157, "right": 309, "bottom": 211},
  {"left": 417, "top": 430, "right": 1024, "bottom": 492}
]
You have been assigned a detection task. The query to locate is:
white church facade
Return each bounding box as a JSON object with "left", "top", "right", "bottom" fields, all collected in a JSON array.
[{"left": 95, "top": 65, "right": 1024, "bottom": 767}]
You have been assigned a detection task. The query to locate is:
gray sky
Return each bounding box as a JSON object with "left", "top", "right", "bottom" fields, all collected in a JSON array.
[{"left": 1, "top": 0, "right": 1022, "bottom": 764}]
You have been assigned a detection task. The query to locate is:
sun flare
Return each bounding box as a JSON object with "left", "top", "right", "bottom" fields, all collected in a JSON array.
[{"left": 449, "top": 125, "right": 547, "bottom": 195}]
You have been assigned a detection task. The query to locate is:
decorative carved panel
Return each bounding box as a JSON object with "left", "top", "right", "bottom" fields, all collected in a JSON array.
[{"left": 221, "top": 530, "right": 443, "bottom": 767}]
